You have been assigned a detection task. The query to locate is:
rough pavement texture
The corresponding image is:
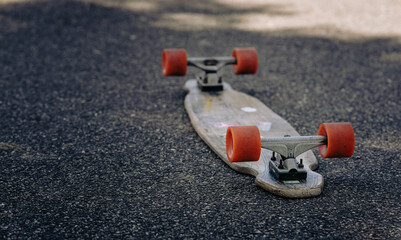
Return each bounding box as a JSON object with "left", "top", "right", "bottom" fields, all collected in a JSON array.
[{"left": 1, "top": 0, "right": 400, "bottom": 239}]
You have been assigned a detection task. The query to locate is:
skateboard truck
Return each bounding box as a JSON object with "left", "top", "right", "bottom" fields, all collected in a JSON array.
[
  {"left": 263, "top": 135, "right": 325, "bottom": 181},
  {"left": 162, "top": 48, "right": 258, "bottom": 91},
  {"left": 226, "top": 123, "right": 355, "bottom": 182},
  {"left": 188, "top": 56, "right": 235, "bottom": 91}
]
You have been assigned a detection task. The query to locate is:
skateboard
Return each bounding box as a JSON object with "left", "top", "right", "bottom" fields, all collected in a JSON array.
[{"left": 162, "top": 48, "right": 355, "bottom": 198}]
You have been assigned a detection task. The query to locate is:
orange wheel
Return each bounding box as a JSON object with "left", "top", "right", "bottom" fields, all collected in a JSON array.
[
  {"left": 318, "top": 122, "right": 355, "bottom": 158},
  {"left": 226, "top": 126, "right": 261, "bottom": 162},
  {"left": 162, "top": 49, "right": 187, "bottom": 76},
  {"left": 232, "top": 48, "right": 258, "bottom": 75}
]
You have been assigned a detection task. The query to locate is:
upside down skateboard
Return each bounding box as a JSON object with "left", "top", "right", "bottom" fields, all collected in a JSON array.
[{"left": 162, "top": 48, "right": 355, "bottom": 198}]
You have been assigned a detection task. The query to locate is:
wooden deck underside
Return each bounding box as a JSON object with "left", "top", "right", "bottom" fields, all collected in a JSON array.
[{"left": 184, "top": 80, "right": 323, "bottom": 198}]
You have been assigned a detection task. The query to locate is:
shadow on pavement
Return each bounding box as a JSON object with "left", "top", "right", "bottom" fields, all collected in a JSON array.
[{"left": 1, "top": 0, "right": 400, "bottom": 239}]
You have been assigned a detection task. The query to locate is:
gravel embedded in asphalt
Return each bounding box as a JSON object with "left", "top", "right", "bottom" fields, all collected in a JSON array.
[{"left": 0, "top": 1, "right": 400, "bottom": 239}]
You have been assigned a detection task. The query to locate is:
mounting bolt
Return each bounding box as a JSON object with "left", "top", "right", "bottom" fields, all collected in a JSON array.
[
  {"left": 298, "top": 159, "right": 304, "bottom": 168},
  {"left": 278, "top": 159, "right": 284, "bottom": 169},
  {"left": 271, "top": 152, "right": 276, "bottom": 161}
]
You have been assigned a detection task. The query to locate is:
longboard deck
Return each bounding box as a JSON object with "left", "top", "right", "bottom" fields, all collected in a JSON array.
[{"left": 184, "top": 80, "right": 323, "bottom": 198}]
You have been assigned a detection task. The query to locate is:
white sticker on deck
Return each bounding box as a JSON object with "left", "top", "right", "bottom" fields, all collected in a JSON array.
[
  {"left": 214, "top": 122, "right": 232, "bottom": 128},
  {"left": 257, "top": 121, "right": 272, "bottom": 132},
  {"left": 241, "top": 107, "right": 257, "bottom": 113}
]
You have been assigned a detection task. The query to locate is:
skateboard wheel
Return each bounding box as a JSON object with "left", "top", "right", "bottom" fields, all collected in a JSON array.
[
  {"left": 318, "top": 122, "right": 355, "bottom": 158},
  {"left": 162, "top": 49, "right": 187, "bottom": 76},
  {"left": 226, "top": 126, "right": 261, "bottom": 162},
  {"left": 232, "top": 48, "right": 258, "bottom": 75}
]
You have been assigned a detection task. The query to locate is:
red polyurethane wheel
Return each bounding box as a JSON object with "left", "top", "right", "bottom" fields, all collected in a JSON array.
[
  {"left": 226, "top": 126, "right": 261, "bottom": 162},
  {"left": 162, "top": 49, "right": 187, "bottom": 76},
  {"left": 232, "top": 48, "right": 258, "bottom": 75},
  {"left": 318, "top": 122, "right": 355, "bottom": 158}
]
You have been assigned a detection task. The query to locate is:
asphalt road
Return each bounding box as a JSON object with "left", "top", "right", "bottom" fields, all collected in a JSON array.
[{"left": 1, "top": 0, "right": 400, "bottom": 239}]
